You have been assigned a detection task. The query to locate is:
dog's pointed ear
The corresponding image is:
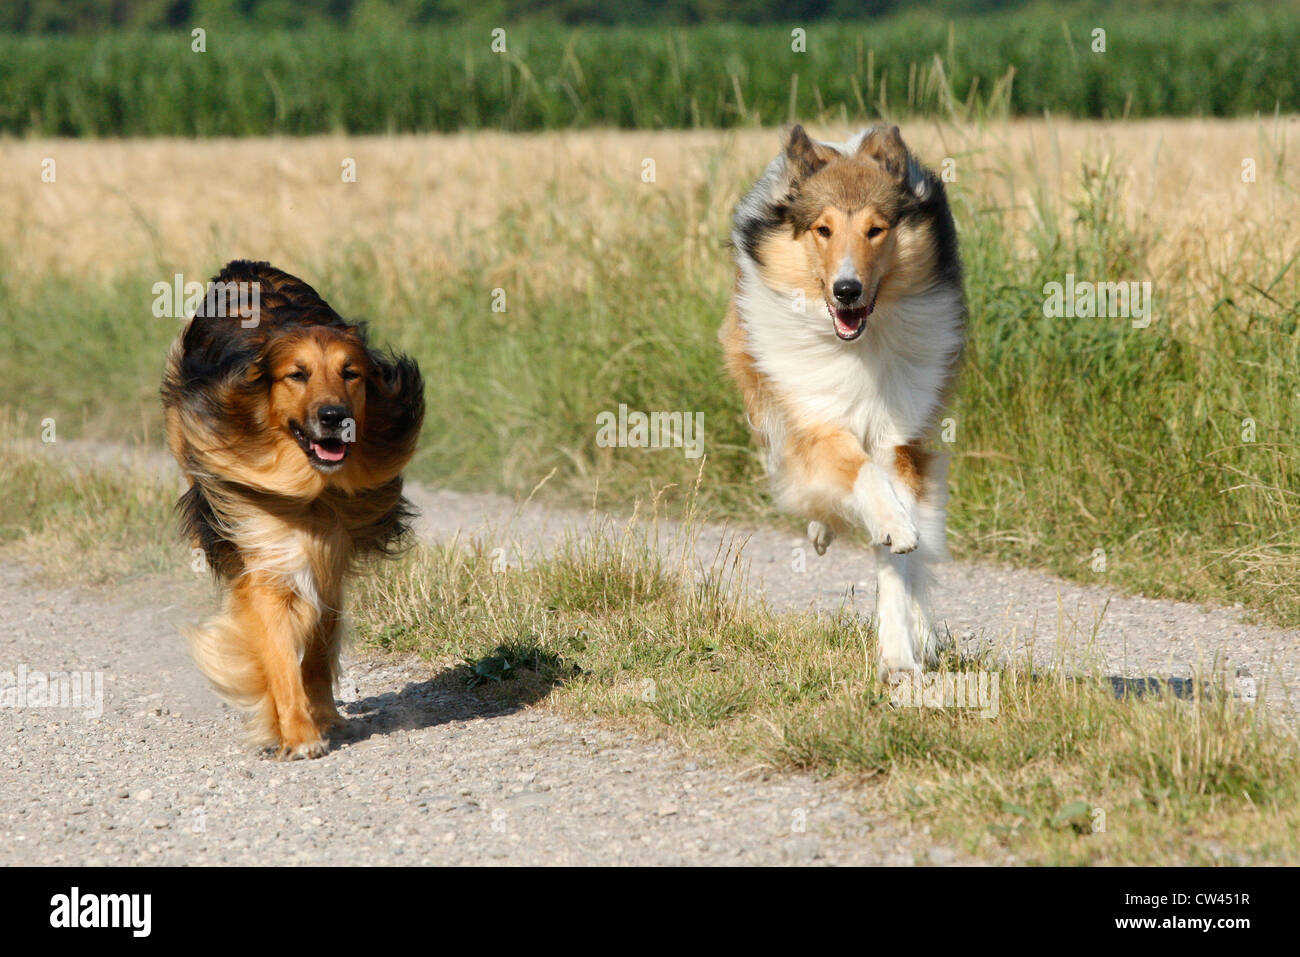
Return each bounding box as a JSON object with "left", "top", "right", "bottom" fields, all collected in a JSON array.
[
  {"left": 856, "top": 125, "right": 909, "bottom": 180},
  {"left": 784, "top": 125, "right": 829, "bottom": 181}
]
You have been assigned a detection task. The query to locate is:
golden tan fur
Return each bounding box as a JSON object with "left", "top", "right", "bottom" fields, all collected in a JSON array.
[{"left": 162, "top": 260, "right": 424, "bottom": 757}]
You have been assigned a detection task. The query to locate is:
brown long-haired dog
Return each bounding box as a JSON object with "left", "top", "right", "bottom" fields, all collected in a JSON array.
[{"left": 161, "top": 260, "right": 424, "bottom": 758}]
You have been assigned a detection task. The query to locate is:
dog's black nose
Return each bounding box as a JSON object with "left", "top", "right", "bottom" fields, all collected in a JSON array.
[
  {"left": 316, "top": 405, "right": 349, "bottom": 430},
  {"left": 832, "top": 279, "right": 863, "bottom": 304}
]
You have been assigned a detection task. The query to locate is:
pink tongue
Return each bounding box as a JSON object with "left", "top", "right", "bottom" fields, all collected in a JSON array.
[{"left": 311, "top": 441, "right": 346, "bottom": 462}]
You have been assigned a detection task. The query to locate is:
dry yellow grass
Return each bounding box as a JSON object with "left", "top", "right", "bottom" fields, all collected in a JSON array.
[{"left": 2, "top": 117, "right": 1295, "bottom": 327}]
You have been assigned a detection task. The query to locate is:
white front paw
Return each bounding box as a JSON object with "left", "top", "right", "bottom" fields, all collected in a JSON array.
[{"left": 855, "top": 463, "right": 918, "bottom": 554}]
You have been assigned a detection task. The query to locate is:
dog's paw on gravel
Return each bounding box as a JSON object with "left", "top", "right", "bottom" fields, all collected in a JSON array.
[{"left": 278, "top": 738, "right": 330, "bottom": 760}]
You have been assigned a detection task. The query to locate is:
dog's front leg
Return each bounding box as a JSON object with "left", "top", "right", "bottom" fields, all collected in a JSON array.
[
  {"left": 873, "top": 444, "right": 943, "bottom": 676},
  {"left": 233, "top": 574, "right": 329, "bottom": 759},
  {"left": 776, "top": 422, "right": 917, "bottom": 552},
  {"left": 875, "top": 545, "right": 932, "bottom": 676},
  {"left": 302, "top": 611, "right": 343, "bottom": 736},
  {"left": 852, "top": 460, "right": 919, "bottom": 554},
  {"left": 776, "top": 426, "right": 936, "bottom": 676}
]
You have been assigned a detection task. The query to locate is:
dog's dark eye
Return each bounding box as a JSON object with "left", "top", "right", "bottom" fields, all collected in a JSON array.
[
  {"left": 341, "top": 369, "right": 361, "bottom": 381},
  {"left": 867, "top": 226, "right": 885, "bottom": 239},
  {"left": 815, "top": 225, "right": 832, "bottom": 238},
  {"left": 286, "top": 370, "right": 309, "bottom": 382}
]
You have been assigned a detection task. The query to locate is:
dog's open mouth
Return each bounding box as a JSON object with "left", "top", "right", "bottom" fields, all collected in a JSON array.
[
  {"left": 290, "top": 422, "right": 350, "bottom": 472},
  {"left": 827, "top": 294, "right": 877, "bottom": 341}
]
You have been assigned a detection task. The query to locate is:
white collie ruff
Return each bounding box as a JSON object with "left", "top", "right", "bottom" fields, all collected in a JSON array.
[{"left": 720, "top": 125, "right": 965, "bottom": 674}]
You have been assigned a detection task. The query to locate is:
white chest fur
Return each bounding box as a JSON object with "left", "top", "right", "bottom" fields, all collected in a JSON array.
[
  {"left": 233, "top": 513, "right": 348, "bottom": 613},
  {"left": 736, "top": 263, "right": 963, "bottom": 455}
]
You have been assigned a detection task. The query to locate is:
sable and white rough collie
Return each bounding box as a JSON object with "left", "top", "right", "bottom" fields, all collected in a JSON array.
[
  {"left": 721, "top": 125, "right": 965, "bottom": 675},
  {"left": 161, "top": 261, "right": 424, "bottom": 758}
]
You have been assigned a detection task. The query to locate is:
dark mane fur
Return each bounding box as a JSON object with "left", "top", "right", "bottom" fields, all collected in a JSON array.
[{"left": 161, "top": 259, "right": 425, "bottom": 579}]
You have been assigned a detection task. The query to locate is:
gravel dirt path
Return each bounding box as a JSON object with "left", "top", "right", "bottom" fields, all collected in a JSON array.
[
  {"left": 0, "top": 559, "right": 923, "bottom": 865},
  {"left": 2, "top": 453, "right": 1296, "bottom": 865}
]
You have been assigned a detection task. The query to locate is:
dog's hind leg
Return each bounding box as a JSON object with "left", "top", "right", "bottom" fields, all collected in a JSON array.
[{"left": 807, "top": 520, "right": 835, "bottom": 554}]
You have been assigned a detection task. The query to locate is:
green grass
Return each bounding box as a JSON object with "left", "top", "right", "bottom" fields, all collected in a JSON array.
[
  {"left": 2, "top": 9, "right": 1299, "bottom": 136},
  {"left": 0, "top": 418, "right": 186, "bottom": 585}
]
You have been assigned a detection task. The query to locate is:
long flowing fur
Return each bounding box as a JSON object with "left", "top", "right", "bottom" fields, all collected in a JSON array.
[
  {"left": 161, "top": 260, "right": 424, "bottom": 757},
  {"left": 721, "top": 127, "right": 965, "bottom": 675}
]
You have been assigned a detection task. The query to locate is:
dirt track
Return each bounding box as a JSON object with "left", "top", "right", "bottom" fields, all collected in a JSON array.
[{"left": 0, "top": 558, "right": 930, "bottom": 865}]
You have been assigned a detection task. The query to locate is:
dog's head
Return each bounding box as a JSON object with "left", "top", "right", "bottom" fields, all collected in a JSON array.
[
  {"left": 164, "top": 260, "right": 424, "bottom": 497},
  {"left": 759, "top": 125, "right": 946, "bottom": 341},
  {"left": 265, "top": 325, "right": 369, "bottom": 476}
]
